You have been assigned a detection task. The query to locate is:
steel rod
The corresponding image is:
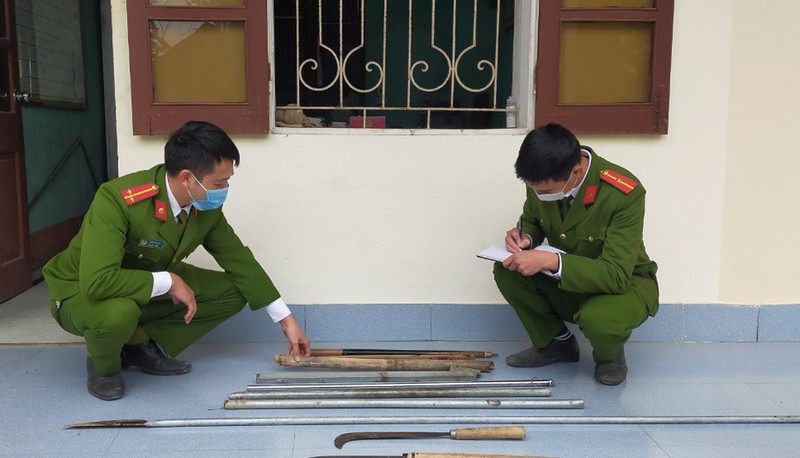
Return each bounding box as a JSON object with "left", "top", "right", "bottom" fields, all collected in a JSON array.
[
  {"left": 229, "top": 388, "right": 553, "bottom": 400},
  {"left": 247, "top": 379, "right": 553, "bottom": 392},
  {"left": 256, "top": 369, "right": 480, "bottom": 384},
  {"left": 310, "top": 348, "right": 496, "bottom": 358},
  {"left": 67, "top": 415, "right": 800, "bottom": 429},
  {"left": 223, "top": 399, "right": 583, "bottom": 410}
]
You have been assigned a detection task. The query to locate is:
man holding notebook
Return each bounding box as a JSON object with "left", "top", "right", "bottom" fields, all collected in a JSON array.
[{"left": 493, "top": 123, "right": 658, "bottom": 385}]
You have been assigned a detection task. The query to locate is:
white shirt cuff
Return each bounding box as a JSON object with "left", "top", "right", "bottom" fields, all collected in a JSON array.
[
  {"left": 151, "top": 271, "right": 173, "bottom": 298},
  {"left": 553, "top": 253, "right": 563, "bottom": 279},
  {"left": 265, "top": 297, "right": 292, "bottom": 323}
]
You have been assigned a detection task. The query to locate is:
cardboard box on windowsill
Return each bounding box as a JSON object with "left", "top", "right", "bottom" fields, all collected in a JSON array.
[{"left": 349, "top": 116, "right": 386, "bottom": 128}]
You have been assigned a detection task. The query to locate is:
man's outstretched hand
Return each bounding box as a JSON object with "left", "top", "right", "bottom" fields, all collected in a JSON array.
[{"left": 280, "top": 314, "right": 311, "bottom": 361}]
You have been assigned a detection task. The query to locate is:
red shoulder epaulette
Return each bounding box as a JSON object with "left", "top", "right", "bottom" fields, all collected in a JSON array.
[
  {"left": 120, "top": 183, "right": 159, "bottom": 206},
  {"left": 599, "top": 170, "right": 638, "bottom": 195}
]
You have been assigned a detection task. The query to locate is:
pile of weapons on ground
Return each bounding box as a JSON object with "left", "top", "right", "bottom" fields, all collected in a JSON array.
[
  {"left": 67, "top": 347, "right": 800, "bottom": 458},
  {"left": 225, "top": 347, "right": 581, "bottom": 415}
]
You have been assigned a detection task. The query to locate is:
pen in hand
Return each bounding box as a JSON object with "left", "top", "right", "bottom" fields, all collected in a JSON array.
[{"left": 517, "top": 216, "right": 524, "bottom": 251}]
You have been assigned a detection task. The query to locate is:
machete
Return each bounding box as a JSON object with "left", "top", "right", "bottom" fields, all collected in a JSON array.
[{"left": 334, "top": 426, "right": 525, "bottom": 448}]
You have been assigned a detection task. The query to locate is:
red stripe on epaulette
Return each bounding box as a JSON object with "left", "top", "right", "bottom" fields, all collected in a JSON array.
[
  {"left": 154, "top": 199, "right": 168, "bottom": 221},
  {"left": 583, "top": 185, "right": 598, "bottom": 205},
  {"left": 120, "top": 183, "right": 159, "bottom": 206},
  {"left": 599, "top": 170, "right": 638, "bottom": 195}
]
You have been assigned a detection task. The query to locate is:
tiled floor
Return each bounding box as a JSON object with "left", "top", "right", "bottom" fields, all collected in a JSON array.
[{"left": 1, "top": 339, "right": 800, "bottom": 457}]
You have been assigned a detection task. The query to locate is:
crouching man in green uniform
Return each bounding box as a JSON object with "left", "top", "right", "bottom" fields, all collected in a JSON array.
[
  {"left": 43, "top": 121, "right": 311, "bottom": 400},
  {"left": 494, "top": 123, "right": 658, "bottom": 385}
]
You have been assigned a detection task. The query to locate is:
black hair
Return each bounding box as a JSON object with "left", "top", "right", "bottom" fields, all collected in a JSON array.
[
  {"left": 164, "top": 121, "right": 240, "bottom": 178},
  {"left": 514, "top": 123, "right": 581, "bottom": 183}
]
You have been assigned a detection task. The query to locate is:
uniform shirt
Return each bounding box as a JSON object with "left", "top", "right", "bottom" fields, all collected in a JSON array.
[
  {"left": 519, "top": 147, "right": 658, "bottom": 298},
  {"left": 150, "top": 174, "right": 291, "bottom": 323},
  {"left": 43, "top": 165, "right": 289, "bottom": 322},
  {"left": 550, "top": 149, "right": 592, "bottom": 279}
]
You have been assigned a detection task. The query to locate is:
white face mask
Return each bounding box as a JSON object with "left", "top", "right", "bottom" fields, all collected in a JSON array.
[{"left": 534, "top": 171, "right": 576, "bottom": 202}]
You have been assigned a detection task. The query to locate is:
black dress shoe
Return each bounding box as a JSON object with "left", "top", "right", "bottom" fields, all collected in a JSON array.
[
  {"left": 86, "top": 357, "right": 125, "bottom": 401},
  {"left": 505, "top": 335, "right": 580, "bottom": 367},
  {"left": 121, "top": 340, "right": 192, "bottom": 375},
  {"left": 594, "top": 347, "right": 627, "bottom": 386}
]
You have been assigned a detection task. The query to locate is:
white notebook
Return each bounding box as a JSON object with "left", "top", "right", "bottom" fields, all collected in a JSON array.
[
  {"left": 477, "top": 244, "right": 565, "bottom": 279},
  {"left": 476, "top": 245, "right": 513, "bottom": 262}
]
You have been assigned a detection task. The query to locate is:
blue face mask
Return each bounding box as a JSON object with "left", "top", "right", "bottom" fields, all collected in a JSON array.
[{"left": 188, "top": 173, "right": 228, "bottom": 211}]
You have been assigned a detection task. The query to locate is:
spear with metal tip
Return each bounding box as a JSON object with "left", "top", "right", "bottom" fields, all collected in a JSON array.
[{"left": 67, "top": 415, "right": 800, "bottom": 429}]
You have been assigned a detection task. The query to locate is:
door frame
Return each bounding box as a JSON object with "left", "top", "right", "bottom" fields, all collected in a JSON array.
[{"left": 0, "top": 0, "right": 32, "bottom": 303}]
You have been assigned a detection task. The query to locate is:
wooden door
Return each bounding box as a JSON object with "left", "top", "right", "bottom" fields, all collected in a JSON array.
[{"left": 0, "top": 0, "right": 32, "bottom": 303}]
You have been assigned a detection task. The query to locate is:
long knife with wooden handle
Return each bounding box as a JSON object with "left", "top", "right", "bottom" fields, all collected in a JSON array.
[
  {"left": 311, "top": 453, "right": 552, "bottom": 458},
  {"left": 334, "top": 426, "right": 526, "bottom": 448}
]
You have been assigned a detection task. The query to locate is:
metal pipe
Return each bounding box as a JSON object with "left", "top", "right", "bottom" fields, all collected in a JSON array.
[
  {"left": 223, "top": 399, "right": 584, "bottom": 410},
  {"left": 310, "top": 349, "right": 496, "bottom": 358},
  {"left": 255, "top": 369, "right": 480, "bottom": 384},
  {"left": 246, "top": 379, "right": 553, "bottom": 392},
  {"left": 68, "top": 415, "right": 800, "bottom": 429},
  {"left": 229, "top": 388, "right": 553, "bottom": 400}
]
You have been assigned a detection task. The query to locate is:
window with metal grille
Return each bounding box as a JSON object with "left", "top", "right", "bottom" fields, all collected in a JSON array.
[{"left": 273, "top": 0, "right": 517, "bottom": 129}]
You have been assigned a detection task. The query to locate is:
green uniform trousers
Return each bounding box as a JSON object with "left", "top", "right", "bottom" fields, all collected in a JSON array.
[
  {"left": 50, "top": 263, "right": 247, "bottom": 376},
  {"left": 493, "top": 262, "right": 655, "bottom": 363}
]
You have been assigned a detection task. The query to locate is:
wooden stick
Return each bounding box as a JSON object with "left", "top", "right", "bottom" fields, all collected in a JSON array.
[
  {"left": 274, "top": 355, "right": 494, "bottom": 373},
  {"left": 255, "top": 368, "right": 481, "bottom": 384}
]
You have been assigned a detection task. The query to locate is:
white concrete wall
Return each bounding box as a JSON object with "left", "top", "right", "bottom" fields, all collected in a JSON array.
[
  {"left": 109, "top": 1, "right": 797, "bottom": 306},
  {"left": 719, "top": 0, "right": 800, "bottom": 305}
]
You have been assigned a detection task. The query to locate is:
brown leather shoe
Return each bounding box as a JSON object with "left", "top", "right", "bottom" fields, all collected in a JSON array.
[
  {"left": 594, "top": 347, "right": 627, "bottom": 385},
  {"left": 86, "top": 357, "right": 124, "bottom": 401},
  {"left": 505, "top": 335, "right": 580, "bottom": 367},
  {"left": 121, "top": 340, "right": 192, "bottom": 375}
]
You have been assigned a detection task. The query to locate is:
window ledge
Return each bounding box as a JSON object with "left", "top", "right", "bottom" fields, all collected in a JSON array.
[{"left": 271, "top": 127, "right": 529, "bottom": 136}]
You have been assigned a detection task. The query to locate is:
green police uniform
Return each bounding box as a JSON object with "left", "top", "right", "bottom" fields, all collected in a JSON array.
[
  {"left": 493, "top": 148, "right": 658, "bottom": 363},
  {"left": 43, "top": 164, "right": 280, "bottom": 375}
]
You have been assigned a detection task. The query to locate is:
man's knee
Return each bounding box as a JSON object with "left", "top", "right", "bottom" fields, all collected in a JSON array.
[
  {"left": 576, "top": 299, "right": 645, "bottom": 342},
  {"left": 94, "top": 298, "right": 141, "bottom": 334}
]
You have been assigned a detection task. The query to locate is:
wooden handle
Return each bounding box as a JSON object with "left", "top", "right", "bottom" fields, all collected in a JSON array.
[
  {"left": 411, "top": 453, "right": 552, "bottom": 458},
  {"left": 452, "top": 426, "right": 526, "bottom": 440}
]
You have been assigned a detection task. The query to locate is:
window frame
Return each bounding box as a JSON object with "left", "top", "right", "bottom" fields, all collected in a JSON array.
[
  {"left": 127, "top": 2, "right": 270, "bottom": 135},
  {"left": 535, "top": 0, "right": 674, "bottom": 134}
]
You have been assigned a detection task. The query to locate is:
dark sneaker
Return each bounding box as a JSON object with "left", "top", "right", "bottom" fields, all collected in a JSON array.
[
  {"left": 505, "top": 335, "right": 580, "bottom": 367},
  {"left": 86, "top": 357, "right": 124, "bottom": 401},
  {"left": 594, "top": 347, "right": 627, "bottom": 385},
  {"left": 121, "top": 340, "right": 192, "bottom": 375}
]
